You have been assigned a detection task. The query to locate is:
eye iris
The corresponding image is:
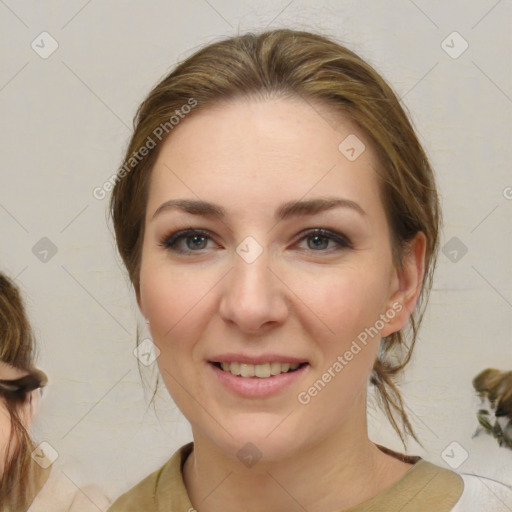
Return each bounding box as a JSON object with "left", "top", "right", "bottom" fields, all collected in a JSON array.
[
  {"left": 187, "top": 234, "right": 207, "bottom": 250},
  {"left": 308, "top": 235, "right": 329, "bottom": 250}
]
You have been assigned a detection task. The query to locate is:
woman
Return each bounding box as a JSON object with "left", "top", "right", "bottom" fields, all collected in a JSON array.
[
  {"left": 107, "top": 29, "right": 512, "bottom": 511},
  {"left": 0, "top": 273, "right": 110, "bottom": 511},
  {"left": 0, "top": 272, "right": 49, "bottom": 511}
]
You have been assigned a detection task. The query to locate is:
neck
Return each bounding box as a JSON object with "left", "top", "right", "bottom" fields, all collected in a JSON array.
[{"left": 183, "top": 395, "right": 407, "bottom": 512}]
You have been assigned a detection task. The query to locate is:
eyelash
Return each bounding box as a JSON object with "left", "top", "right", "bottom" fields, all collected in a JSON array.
[{"left": 158, "top": 228, "right": 353, "bottom": 255}]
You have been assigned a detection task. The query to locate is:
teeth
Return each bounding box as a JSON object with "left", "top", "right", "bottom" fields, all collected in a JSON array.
[
  {"left": 240, "top": 363, "right": 255, "bottom": 377},
  {"left": 270, "top": 362, "right": 282, "bottom": 375},
  {"left": 255, "top": 363, "right": 270, "bottom": 378},
  {"left": 218, "top": 362, "right": 301, "bottom": 378}
]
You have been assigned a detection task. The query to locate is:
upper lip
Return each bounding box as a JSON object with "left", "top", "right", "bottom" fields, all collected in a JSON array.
[{"left": 209, "top": 353, "right": 308, "bottom": 365}]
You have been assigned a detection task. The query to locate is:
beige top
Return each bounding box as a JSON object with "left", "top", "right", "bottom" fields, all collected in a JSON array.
[
  {"left": 27, "top": 467, "right": 111, "bottom": 512},
  {"left": 108, "top": 442, "right": 470, "bottom": 512}
]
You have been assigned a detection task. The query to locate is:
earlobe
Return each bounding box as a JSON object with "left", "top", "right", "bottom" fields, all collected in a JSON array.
[{"left": 380, "top": 231, "right": 427, "bottom": 338}]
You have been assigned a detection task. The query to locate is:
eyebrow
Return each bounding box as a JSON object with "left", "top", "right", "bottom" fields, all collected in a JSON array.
[{"left": 151, "top": 197, "right": 366, "bottom": 221}]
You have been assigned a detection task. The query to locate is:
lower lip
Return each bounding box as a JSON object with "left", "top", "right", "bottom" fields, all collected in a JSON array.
[{"left": 208, "top": 362, "right": 309, "bottom": 398}]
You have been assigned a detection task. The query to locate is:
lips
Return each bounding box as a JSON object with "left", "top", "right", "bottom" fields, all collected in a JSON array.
[{"left": 208, "top": 359, "right": 310, "bottom": 398}]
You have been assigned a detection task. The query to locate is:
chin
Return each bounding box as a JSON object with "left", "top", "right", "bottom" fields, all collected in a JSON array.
[{"left": 202, "top": 414, "right": 309, "bottom": 465}]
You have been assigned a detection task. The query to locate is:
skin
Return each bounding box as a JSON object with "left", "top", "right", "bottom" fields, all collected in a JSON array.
[
  {"left": 137, "top": 96, "right": 426, "bottom": 512},
  {"left": 0, "top": 400, "right": 12, "bottom": 477},
  {"left": 0, "top": 361, "right": 37, "bottom": 478}
]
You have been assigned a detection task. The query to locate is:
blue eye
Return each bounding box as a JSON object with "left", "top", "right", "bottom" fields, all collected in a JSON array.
[
  {"left": 296, "top": 229, "right": 352, "bottom": 252},
  {"left": 159, "top": 228, "right": 352, "bottom": 255},
  {"left": 159, "top": 229, "right": 215, "bottom": 253}
]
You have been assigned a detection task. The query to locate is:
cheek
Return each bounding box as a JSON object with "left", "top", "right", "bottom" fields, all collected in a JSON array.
[
  {"left": 139, "top": 260, "right": 216, "bottom": 368},
  {"left": 290, "top": 264, "right": 390, "bottom": 339},
  {"left": 141, "top": 261, "right": 196, "bottom": 335},
  {"left": 291, "top": 271, "right": 385, "bottom": 421},
  {"left": 140, "top": 266, "right": 213, "bottom": 415}
]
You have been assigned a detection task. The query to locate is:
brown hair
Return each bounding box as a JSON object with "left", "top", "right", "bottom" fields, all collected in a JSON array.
[
  {"left": 110, "top": 29, "right": 441, "bottom": 449},
  {"left": 0, "top": 273, "right": 47, "bottom": 510}
]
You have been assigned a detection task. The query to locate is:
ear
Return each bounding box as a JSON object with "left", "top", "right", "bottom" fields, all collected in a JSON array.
[{"left": 380, "top": 231, "right": 427, "bottom": 338}]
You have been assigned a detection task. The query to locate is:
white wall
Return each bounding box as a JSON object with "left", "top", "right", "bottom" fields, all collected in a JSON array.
[{"left": 1, "top": 0, "right": 511, "bottom": 504}]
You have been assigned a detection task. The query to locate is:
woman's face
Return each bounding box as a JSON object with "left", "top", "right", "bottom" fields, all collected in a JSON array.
[{"left": 137, "top": 97, "right": 422, "bottom": 461}]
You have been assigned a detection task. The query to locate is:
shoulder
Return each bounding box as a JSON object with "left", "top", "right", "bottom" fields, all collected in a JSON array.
[
  {"left": 28, "top": 467, "right": 110, "bottom": 512},
  {"left": 107, "top": 442, "right": 194, "bottom": 512},
  {"left": 369, "top": 456, "right": 512, "bottom": 511},
  {"left": 106, "top": 470, "right": 160, "bottom": 512},
  {"left": 107, "top": 463, "right": 165, "bottom": 512},
  {"left": 392, "top": 458, "right": 465, "bottom": 509},
  {"left": 391, "top": 459, "right": 512, "bottom": 512},
  {"left": 450, "top": 473, "right": 512, "bottom": 512}
]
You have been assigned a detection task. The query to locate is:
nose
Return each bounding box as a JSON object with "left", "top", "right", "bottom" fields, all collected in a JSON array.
[{"left": 219, "top": 249, "right": 288, "bottom": 334}]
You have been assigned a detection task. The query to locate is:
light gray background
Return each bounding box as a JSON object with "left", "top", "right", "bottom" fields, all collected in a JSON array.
[{"left": 1, "top": 0, "right": 511, "bottom": 506}]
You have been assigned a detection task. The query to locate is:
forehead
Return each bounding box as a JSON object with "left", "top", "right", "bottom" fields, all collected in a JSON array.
[{"left": 147, "top": 96, "right": 384, "bottom": 220}]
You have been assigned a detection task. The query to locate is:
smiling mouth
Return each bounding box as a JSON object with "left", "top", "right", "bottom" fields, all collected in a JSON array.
[{"left": 210, "top": 361, "right": 308, "bottom": 378}]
